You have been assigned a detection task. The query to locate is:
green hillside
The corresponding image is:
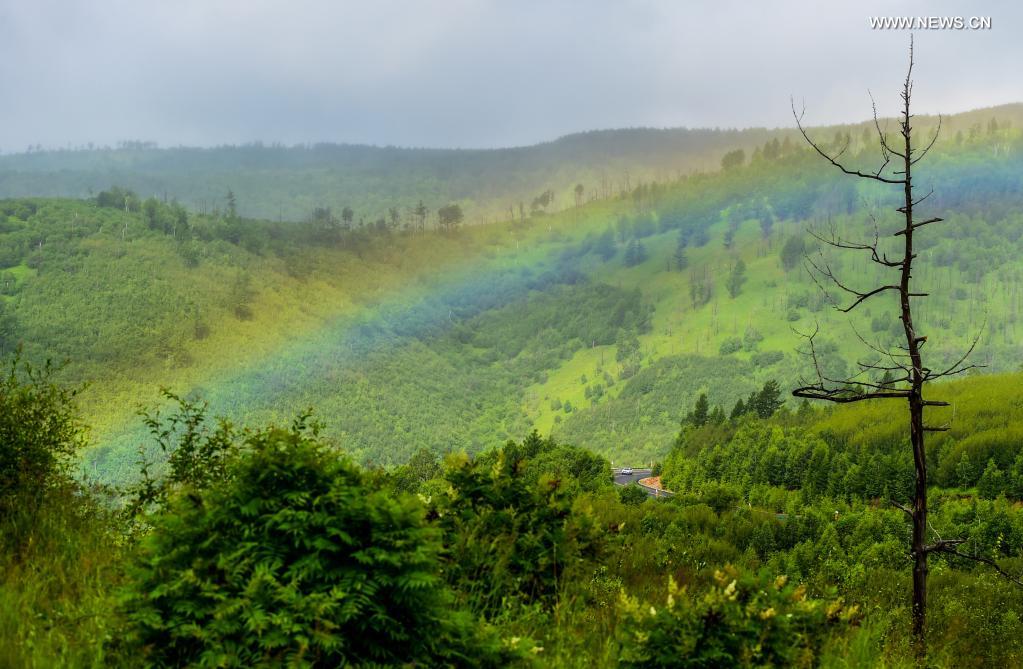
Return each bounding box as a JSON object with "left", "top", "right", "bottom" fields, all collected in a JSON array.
[{"left": 0, "top": 105, "right": 1020, "bottom": 484}]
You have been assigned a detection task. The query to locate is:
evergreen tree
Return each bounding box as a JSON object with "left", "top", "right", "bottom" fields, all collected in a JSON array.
[
  {"left": 753, "top": 380, "right": 784, "bottom": 418},
  {"left": 1009, "top": 454, "right": 1023, "bottom": 499},
  {"left": 780, "top": 235, "right": 805, "bottom": 271},
  {"left": 636, "top": 240, "right": 648, "bottom": 264},
  {"left": 225, "top": 189, "right": 238, "bottom": 220},
  {"left": 673, "top": 232, "right": 688, "bottom": 271},
  {"left": 688, "top": 393, "right": 709, "bottom": 427},
  {"left": 624, "top": 239, "right": 648, "bottom": 267},
  {"left": 709, "top": 405, "right": 726, "bottom": 425},
  {"left": 726, "top": 258, "right": 747, "bottom": 298}
]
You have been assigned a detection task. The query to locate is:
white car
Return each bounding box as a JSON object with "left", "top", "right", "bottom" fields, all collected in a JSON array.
[{"left": 621, "top": 467, "right": 634, "bottom": 475}]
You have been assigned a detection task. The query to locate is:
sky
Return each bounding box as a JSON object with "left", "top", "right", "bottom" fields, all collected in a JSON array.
[{"left": 0, "top": 0, "right": 1019, "bottom": 151}]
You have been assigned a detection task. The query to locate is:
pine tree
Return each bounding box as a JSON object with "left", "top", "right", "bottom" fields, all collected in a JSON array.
[
  {"left": 753, "top": 380, "right": 784, "bottom": 418},
  {"left": 688, "top": 394, "right": 709, "bottom": 427},
  {"left": 726, "top": 258, "right": 747, "bottom": 298},
  {"left": 673, "top": 233, "right": 688, "bottom": 271},
  {"left": 709, "top": 405, "right": 726, "bottom": 425}
]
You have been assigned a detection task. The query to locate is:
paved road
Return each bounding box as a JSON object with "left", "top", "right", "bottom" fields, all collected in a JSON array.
[
  {"left": 612, "top": 468, "right": 673, "bottom": 498},
  {"left": 613, "top": 468, "right": 653, "bottom": 486}
]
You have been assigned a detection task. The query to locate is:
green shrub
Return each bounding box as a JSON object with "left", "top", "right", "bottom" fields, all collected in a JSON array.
[
  {"left": 618, "top": 567, "right": 858, "bottom": 668},
  {"left": 124, "top": 422, "right": 517, "bottom": 668},
  {"left": 439, "top": 440, "right": 602, "bottom": 617},
  {"left": 619, "top": 484, "right": 649, "bottom": 506},
  {"left": 0, "top": 355, "right": 85, "bottom": 521},
  {"left": 719, "top": 337, "right": 742, "bottom": 355}
]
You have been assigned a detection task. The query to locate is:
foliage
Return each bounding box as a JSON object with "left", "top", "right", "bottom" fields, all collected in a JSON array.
[
  {"left": 436, "top": 435, "right": 603, "bottom": 617},
  {"left": 618, "top": 567, "right": 859, "bottom": 668},
  {"left": 125, "top": 390, "right": 240, "bottom": 519},
  {"left": 123, "top": 420, "right": 519, "bottom": 668},
  {"left": 0, "top": 354, "right": 86, "bottom": 519}
]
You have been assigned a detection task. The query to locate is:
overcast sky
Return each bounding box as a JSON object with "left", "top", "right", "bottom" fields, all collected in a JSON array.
[{"left": 0, "top": 0, "right": 1019, "bottom": 151}]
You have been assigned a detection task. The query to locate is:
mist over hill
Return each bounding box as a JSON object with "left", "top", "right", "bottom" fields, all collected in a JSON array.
[{"left": 3, "top": 103, "right": 1020, "bottom": 225}]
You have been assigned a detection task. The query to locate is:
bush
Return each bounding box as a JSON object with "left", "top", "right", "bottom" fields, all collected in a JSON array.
[
  {"left": 719, "top": 337, "right": 742, "bottom": 355},
  {"left": 752, "top": 350, "right": 785, "bottom": 368},
  {"left": 0, "top": 356, "right": 85, "bottom": 519},
  {"left": 618, "top": 567, "right": 858, "bottom": 668},
  {"left": 439, "top": 440, "right": 602, "bottom": 617},
  {"left": 619, "top": 484, "right": 649, "bottom": 506},
  {"left": 124, "top": 421, "right": 516, "bottom": 667}
]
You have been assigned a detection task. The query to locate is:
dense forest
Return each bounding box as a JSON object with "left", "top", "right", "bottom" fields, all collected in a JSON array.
[{"left": 3, "top": 102, "right": 1023, "bottom": 666}]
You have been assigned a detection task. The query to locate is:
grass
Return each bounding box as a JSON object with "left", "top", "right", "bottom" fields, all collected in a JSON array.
[{"left": 0, "top": 495, "right": 124, "bottom": 668}]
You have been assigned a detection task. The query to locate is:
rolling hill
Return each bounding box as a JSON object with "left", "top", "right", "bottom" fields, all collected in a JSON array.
[
  {"left": 3, "top": 103, "right": 1020, "bottom": 225},
  {"left": 1, "top": 103, "right": 1021, "bottom": 484}
]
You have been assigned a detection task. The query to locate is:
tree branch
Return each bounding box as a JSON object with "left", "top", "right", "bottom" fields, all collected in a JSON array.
[
  {"left": 793, "top": 99, "right": 907, "bottom": 184},
  {"left": 933, "top": 545, "right": 1023, "bottom": 589}
]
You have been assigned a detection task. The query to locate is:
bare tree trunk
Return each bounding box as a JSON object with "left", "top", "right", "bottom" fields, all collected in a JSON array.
[{"left": 892, "top": 54, "right": 930, "bottom": 659}]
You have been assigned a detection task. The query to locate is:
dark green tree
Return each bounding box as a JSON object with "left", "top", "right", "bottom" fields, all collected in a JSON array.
[
  {"left": 437, "top": 203, "right": 464, "bottom": 234},
  {"left": 689, "top": 393, "right": 710, "bottom": 427},
  {"left": 726, "top": 258, "right": 747, "bottom": 298},
  {"left": 709, "top": 404, "right": 726, "bottom": 425},
  {"left": 977, "top": 459, "right": 1006, "bottom": 499},
  {"left": 752, "top": 380, "right": 784, "bottom": 418},
  {"left": 780, "top": 235, "right": 805, "bottom": 272},
  {"left": 673, "top": 232, "right": 689, "bottom": 271},
  {"left": 720, "top": 148, "right": 746, "bottom": 171}
]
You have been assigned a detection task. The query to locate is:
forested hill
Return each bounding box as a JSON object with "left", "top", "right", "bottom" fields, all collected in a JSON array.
[
  {"left": 2, "top": 103, "right": 1020, "bottom": 224},
  {"left": 2, "top": 102, "right": 1021, "bottom": 485},
  {"left": 0, "top": 127, "right": 785, "bottom": 223}
]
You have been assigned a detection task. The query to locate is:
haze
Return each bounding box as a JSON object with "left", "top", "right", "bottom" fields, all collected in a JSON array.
[{"left": 1, "top": 0, "right": 1019, "bottom": 150}]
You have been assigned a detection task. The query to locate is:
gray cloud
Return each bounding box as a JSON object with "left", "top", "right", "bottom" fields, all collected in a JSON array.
[{"left": 1, "top": 0, "right": 1019, "bottom": 150}]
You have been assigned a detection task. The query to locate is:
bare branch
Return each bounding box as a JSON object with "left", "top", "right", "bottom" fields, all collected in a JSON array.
[
  {"left": 934, "top": 545, "right": 1023, "bottom": 589},
  {"left": 807, "top": 217, "right": 904, "bottom": 268},
  {"left": 890, "top": 499, "right": 914, "bottom": 518},
  {"left": 793, "top": 99, "right": 907, "bottom": 184},
  {"left": 894, "top": 216, "right": 943, "bottom": 237},
  {"left": 870, "top": 90, "right": 907, "bottom": 160},
  {"left": 924, "top": 316, "right": 987, "bottom": 382},
  {"left": 911, "top": 114, "right": 942, "bottom": 165},
  {"left": 803, "top": 247, "right": 900, "bottom": 312}
]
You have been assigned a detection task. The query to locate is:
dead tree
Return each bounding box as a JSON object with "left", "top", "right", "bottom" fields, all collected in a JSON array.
[{"left": 790, "top": 38, "right": 989, "bottom": 660}]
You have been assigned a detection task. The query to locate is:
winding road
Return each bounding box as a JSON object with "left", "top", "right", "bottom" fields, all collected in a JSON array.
[{"left": 612, "top": 468, "right": 673, "bottom": 498}]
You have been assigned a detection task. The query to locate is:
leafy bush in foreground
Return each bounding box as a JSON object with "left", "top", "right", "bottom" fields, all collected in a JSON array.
[
  {"left": 0, "top": 355, "right": 85, "bottom": 526},
  {"left": 124, "top": 421, "right": 520, "bottom": 668},
  {"left": 618, "top": 566, "right": 859, "bottom": 668}
]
